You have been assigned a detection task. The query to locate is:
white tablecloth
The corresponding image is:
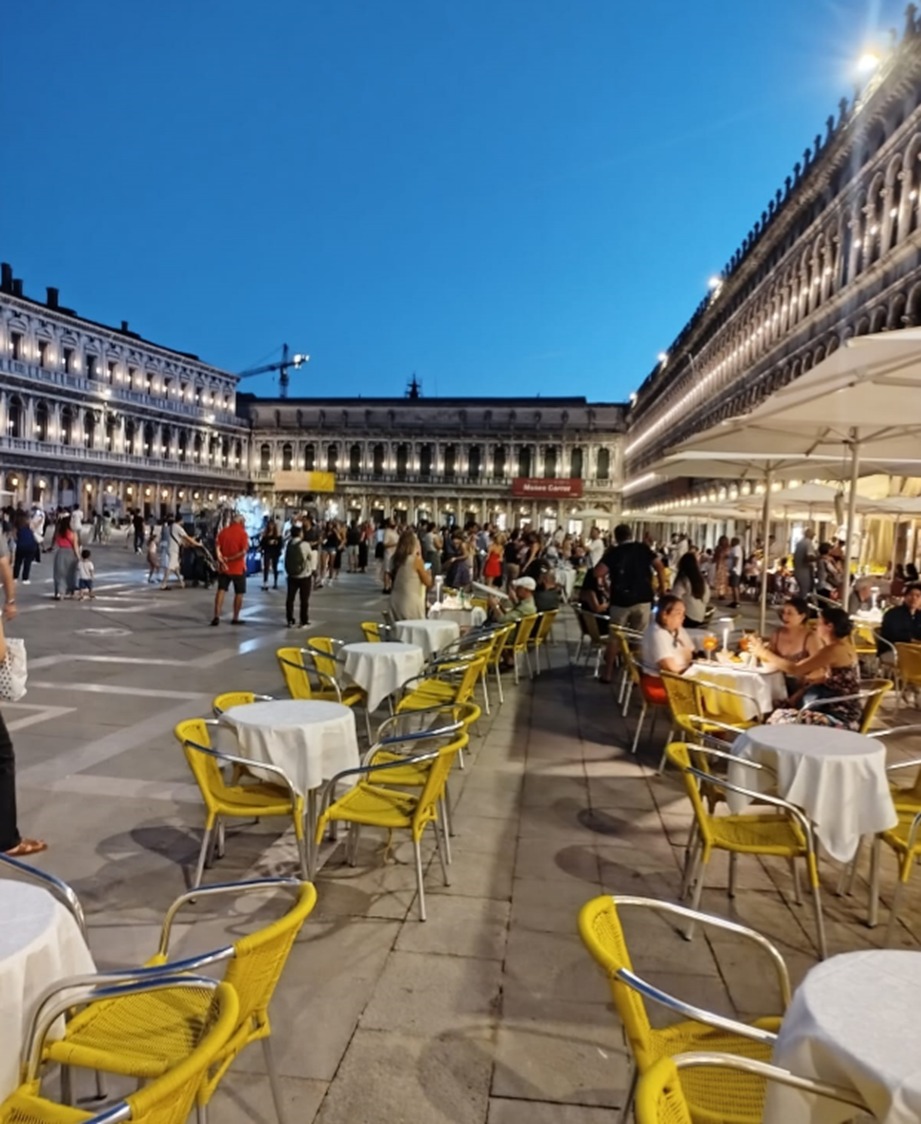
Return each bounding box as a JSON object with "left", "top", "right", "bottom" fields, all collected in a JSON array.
[
  {"left": 685, "top": 662, "right": 786, "bottom": 722},
  {"left": 767, "top": 950, "right": 921, "bottom": 1124},
  {"left": 428, "top": 605, "right": 487, "bottom": 630},
  {"left": 0, "top": 881, "right": 96, "bottom": 1100},
  {"left": 342, "top": 641, "right": 425, "bottom": 711},
  {"left": 728, "top": 725, "right": 897, "bottom": 863},
  {"left": 852, "top": 609, "right": 884, "bottom": 627},
  {"left": 394, "top": 618, "right": 460, "bottom": 659},
  {"left": 220, "top": 699, "right": 360, "bottom": 797}
]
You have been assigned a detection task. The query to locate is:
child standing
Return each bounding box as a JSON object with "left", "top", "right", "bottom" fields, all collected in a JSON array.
[
  {"left": 76, "top": 549, "right": 95, "bottom": 600},
  {"left": 146, "top": 531, "right": 160, "bottom": 583}
]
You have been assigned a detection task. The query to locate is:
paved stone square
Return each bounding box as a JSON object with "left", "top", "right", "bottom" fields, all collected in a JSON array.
[{"left": 6, "top": 547, "right": 920, "bottom": 1122}]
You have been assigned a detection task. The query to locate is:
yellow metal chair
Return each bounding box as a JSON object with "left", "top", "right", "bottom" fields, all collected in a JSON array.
[
  {"left": 896, "top": 642, "right": 921, "bottom": 703},
  {"left": 275, "top": 646, "right": 343, "bottom": 702},
  {"left": 211, "top": 691, "right": 275, "bottom": 716},
  {"left": 527, "top": 609, "right": 558, "bottom": 674},
  {"left": 175, "top": 717, "right": 308, "bottom": 886},
  {"left": 579, "top": 895, "right": 790, "bottom": 1124},
  {"left": 44, "top": 879, "right": 316, "bottom": 1124},
  {"left": 397, "top": 656, "right": 485, "bottom": 717},
  {"left": 360, "top": 621, "right": 385, "bottom": 642},
  {"left": 635, "top": 1053, "right": 871, "bottom": 1124},
  {"left": 612, "top": 627, "right": 643, "bottom": 715},
  {"left": 869, "top": 808, "right": 921, "bottom": 944},
  {"left": 665, "top": 742, "right": 827, "bottom": 958},
  {"left": 572, "top": 606, "right": 610, "bottom": 676},
  {"left": 658, "top": 673, "right": 755, "bottom": 773},
  {"left": 5, "top": 977, "right": 238, "bottom": 1124},
  {"left": 315, "top": 735, "right": 465, "bottom": 920},
  {"left": 797, "top": 676, "right": 893, "bottom": 733},
  {"left": 425, "top": 632, "right": 496, "bottom": 711},
  {"left": 501, "top": 614, "right": 539, "bottom": 683},
  {"left": 483, "top": 622, "right": 517, "bottom": 706}
]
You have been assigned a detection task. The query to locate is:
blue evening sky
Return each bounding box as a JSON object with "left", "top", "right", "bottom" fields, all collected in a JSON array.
[{"left": 1, "top": 1, "right": 901, "bottom": 403}]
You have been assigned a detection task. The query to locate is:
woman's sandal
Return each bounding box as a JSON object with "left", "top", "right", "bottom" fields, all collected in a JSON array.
[{"left": 4, "top": 839, "right": 48, "bottom": 857}]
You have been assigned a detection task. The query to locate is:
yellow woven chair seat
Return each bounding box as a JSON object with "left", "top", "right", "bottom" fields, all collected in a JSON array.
[
  {"left": 44, "top": 981, "right": 218, "bottom": 1079},
  {"left": 209, "top": 780, "right": 303, "bottom": 818},
  {"left": 0, "top": 1090, "right": 99, "bottom": 1124},
  {"left": 363, "top": 750, "right": 432, "bottom": 788},
  {"left": 317, "top": 782, "right": 419, "bottom": 837},
  {"left": 708, "top": 813, "right": 805, "bottom": 856},
  {"left": 651, "top": 1017, "right": 780, "bottom": 1124},
  {"left": 398, "top": 690, "right": 482, "bottom": 724}
]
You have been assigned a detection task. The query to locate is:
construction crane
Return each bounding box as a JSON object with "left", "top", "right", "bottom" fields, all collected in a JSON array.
[{"left": 237, "top": 343, "right": 309, "bottom": 399}]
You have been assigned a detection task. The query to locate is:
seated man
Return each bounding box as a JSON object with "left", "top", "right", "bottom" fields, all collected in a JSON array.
[
  {"left": 488, "top": 576, "right": 538, "bottom": 623},
  {"left": 880, "top": 582, "right": 921, "bottom": 652},
  {"left": 534, "top": 564, "right": 562, "bottom": 613}
]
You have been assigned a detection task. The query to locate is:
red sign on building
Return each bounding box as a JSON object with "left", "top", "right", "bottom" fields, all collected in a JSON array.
[{"left": 511, "top": 478, "right": 584, "bottom": 499}]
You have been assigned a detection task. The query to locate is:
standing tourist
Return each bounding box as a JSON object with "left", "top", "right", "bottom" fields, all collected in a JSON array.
[
  {"left": 76, "top": 549, "right": 96, "bottom": 600},
  {"left": 51, "top": 514, "right": 80, "bottom": 600},
  {"left": 390, "top": 529, "right": 432, "bottom": 619},
  {"left": 0, "top": 614, "right": 45, "bottom": 856},
  {"left": 671, "top": 550, "right": 710, "bottom": 628},
  {"left": 146, "top": 530, "right": 161, "bottom": 583},
  {"left": 12, "top": 513, "right": 38, "bottom": 585},
  {"left": 381, "top": 520, "right": 399, "bottom": 593},
  {"left": 284, "top": 524, "right": 316, "bottom": 628},
  {"left": 211, "top": 511, "right": 249, "bottom": 626},
  {"left": 70, "top": 505, "right": 84, "bottom": 547},
  {"left": 160, "top": 516, "right": 201, "bottom": 591},
  {"left": 727, "top": 536, "right": 744, "bottom": 609},
  {"left": 132, "top": 509, "right": 146, "bottom": 553},
  {"left": 345, "top": 521, "right": 361, "bottom": 573},
  {"left": 712, "top": 535, "right": 730, "bottom": 600},
  {"left": 793, "top": 528, "right": 817, "bottom": 599},
  {"left": 260, "top": 519, "right": 282, "bottom": 591},
  {"left": 597, "top": 523, "right": 667, "bottom": 633}
]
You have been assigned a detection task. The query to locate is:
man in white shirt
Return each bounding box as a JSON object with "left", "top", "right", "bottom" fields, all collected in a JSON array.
[
  {"left": 586, "top": 526, "right": 605, "bottom": 569},
  {"left": 70, "top": 506, "right": 83, "bottom": 545}
]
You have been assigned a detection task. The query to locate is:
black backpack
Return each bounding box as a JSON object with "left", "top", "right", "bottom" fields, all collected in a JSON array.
[{"left": 285, "top": 539, "right": 307, "bottom": 576}]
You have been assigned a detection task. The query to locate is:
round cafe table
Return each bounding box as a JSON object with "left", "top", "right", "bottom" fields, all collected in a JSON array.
[
  {"left": 0, "top": 881, "right": 96, "bottom": 1101},
  {"left": 428, "top": 603, "right": 487, "bottom": 630},
  {"left": 394, "top": 618, "right": 460, "bottom": 659},
  {"left": 728, "top": 724, "right": 897, "bottom": 863},
  {"left": 766, "top": 950, "right": 921, "bottom": 1124},
  {"left": 341, "top": 641, "right": 425, "bottom": 712},
  {"left": 684, "top": 661, "right": 785, "bottom": 722}
]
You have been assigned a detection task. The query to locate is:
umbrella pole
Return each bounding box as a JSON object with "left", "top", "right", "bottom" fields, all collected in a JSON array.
[
  {"left": 759, "top": 467, "right": 773, "bottom": 633},
  {"left": 841, "top": 435, "right": 861, "bottom": 608}
]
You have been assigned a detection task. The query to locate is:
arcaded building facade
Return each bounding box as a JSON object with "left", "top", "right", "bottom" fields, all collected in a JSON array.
[
  {"left": 626, "top": 10, "right": 921, "bottom": 507},
  {"left": 0, "top": 264, "right": 249, "bottom": 516},
  {"left": 242, "top": 394, "right": 626, "bottom": 529}
]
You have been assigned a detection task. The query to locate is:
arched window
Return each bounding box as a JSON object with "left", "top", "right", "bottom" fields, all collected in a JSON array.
[
  {"left": 444, "top": 444, "right": 456, "bottom": 479},
  {"left": 493, "top": 445, "right": 506, "bottom": 479},
  {"left": 518, "top": 446, "right": 532, "bottom": 478},
  {"left": 60, "top": 406, "right": 73, "bottom": 446},
  {"left": 8, "top": 396, "right": 23, "bottom": 439},
  {"left": 84, "top": 411, "right": 96, "bottom": 449},
  {"left": 105, "top": 413, "right": 116, "bottom": 451},
  {"left": 234, "top": 440, "right": 242, "bottom": 467},
  {"left": 396, "top": 443, "right": 408, "bottom": 480},
  {"left": 596, "top": 448, "right": 610, "bottom": 481},
  {"left": 420, "top": 444, "right": 433, "bottom": 478},
  {"left": 468, "top": 445, "right": 481, "bottom": 479},
  {"left": 303, "top": 443, "right": 315, "bottom": 471},
  {"left": 282, "top": 442, "right": 293, "bottom": 470},
  {"left": 543, "top": 446, "right": 557, "bottom": 478},
  {"left": 570, "top": 446, "right": 583, "bottom": 478},
  {"left": 161, "top": 426, "right": 172, "bottom": 460},
  {"left": 125, "top": 420, "right": 137, "bottom": 456},
  {"left": 35, "top": 401, "right": 49, "bottom": 442},
  {"left": 221, "top": 437, "right": 229, "bottom": 467},
  {"left": 373, "top": 444, "right": 384, "bottom": 477},
  {"left": 326, "top": 444, "right": 338, "bottom": 473},
  {"left": 260, "top": 443, "right": 271, "bottom": 472},
  {"left": 349, "top": 443, "right": 361, "bottom": 475}
]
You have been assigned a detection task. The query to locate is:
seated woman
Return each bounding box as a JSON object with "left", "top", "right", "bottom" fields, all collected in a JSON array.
[
  {"left": 639, "top": 594, "right": 694, "bottom": 704},
  {"left": 751, "top": 606, "right": 862, "bottom": 729},
  {"left": 671, "top": 550, "right": 710, "bottom": 628},
  {"left": 768, "top": 596, "right": 822, "bottom": 696}
]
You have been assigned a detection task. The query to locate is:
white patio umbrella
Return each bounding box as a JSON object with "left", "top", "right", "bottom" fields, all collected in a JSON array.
[{"left": 637, "top": 328, "right": 921, "bottom": 625}]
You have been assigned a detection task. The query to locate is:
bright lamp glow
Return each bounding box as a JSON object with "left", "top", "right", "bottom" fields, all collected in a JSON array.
[{"left": 857, "top": 50, "right": 881, "bottom": 74}]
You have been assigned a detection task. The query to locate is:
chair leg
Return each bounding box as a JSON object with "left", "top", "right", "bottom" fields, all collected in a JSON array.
[
  {"left": 844, "top": 838, "right": 863, "bottom": 896},
  {"left": 513, "top": 650, "right": 520, "bottom": 685},
  {"left": 91, "top": 1072, "right": 107, "bottom": 1102},
  {"left": 789, "top": 858, "right": 803, "bottom": 906},
  {"left": 680, "top": 821, "right": 699, "bottom": 892},
  {"left": 494, "top": 663, "right": 504, "bottom": 705},
  {"left": 728, "top": 852, "right": 738, "bottom": 899},
  {"left": 630, "top": 702, "right": 647, "bottom": 755},
  {"left": 622, "top": 680, "right": 634, "bottom": 718},
  {"left": 481, "top": 672, "right": 491, "bottom": 715},
  {"left": 433, "top": 821, "right": 450, "bottom": 886},
  {"left": 261, "top": 1038, "right": 290, "bottom": 1124},
  {"left": 684, "top": 860, "right": 707, "bottom": 939},
  {"left": 656, "top": 729, "right": 675, "bottom": 775},
  {"left": 216, "top": 818, "right": 226, "bottom": 859},
  {"left": 293, "top": 819, "right": 309, "bottom": 880},
  {"left": 346, "top": 823, "right": 361, "bottom": 866},
  {"left": 413, "top": 838, "right": 427, "bottom": 921},
  {"left": 192, "top": 821, "right": 214, "bottom": 890},
  {"left": 885, "top": 876, "right": 907, "bottom": 947},
  {"left": 438, "top": 798, "right": 453, "bottom": 864},
  {"left": 868, "top": 837, "right": 881, "bottom": 927},
  {"left": 619, "top": 1065, "right": 639, "bottom": 1124},
  {"left": 60, "top": 1066, "right": 73, "bottom": 1105},
  {"left": 811, "top": 880, "right": 828, "bottom": 959}
]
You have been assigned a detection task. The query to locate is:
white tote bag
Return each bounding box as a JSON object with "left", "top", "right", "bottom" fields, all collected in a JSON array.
[{"left": 0, "top": 637, "right": 28, "bottom": 702}]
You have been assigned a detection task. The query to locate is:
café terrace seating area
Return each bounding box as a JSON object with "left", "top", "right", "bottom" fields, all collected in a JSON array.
[{"left": 4, "top": 591, "right": 921, "bottom": 1124}]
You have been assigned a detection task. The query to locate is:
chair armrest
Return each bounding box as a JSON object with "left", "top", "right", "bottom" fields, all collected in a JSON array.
[
  {"left": 867, "top": 724, "right": 921, "bottom": 740},
  {"left": 158, "top": 876, "right": 306, "bottom": 956},
  {"left": 184, "top": 739, "right": 302, "bottom": 801},
  {"left": 800, "top": 690, "right": 870, "bottom": 712},
  {"left": 615, "top": 968, "right": 777, "bottom": 1045},
  {"left": 685, "top": 714, "right": 749, "bottom": 739},
  {"left": 671, "top": 1053, "right": 870, "bottom": 1113},
  {"left": 301, "top": 643, "right": 346, "bottom": 665},
  {"left": 679, "top": 738, "right": 776, "bottom": 778},
  {"left": 0, "top": 854, "right": 87, "bottom": 940},
  {"left": 684, "top": 761, "right": 816, "bottom": 846},
  {"left": 611, "top": 895, "right": 791, "bottom": 1007}
]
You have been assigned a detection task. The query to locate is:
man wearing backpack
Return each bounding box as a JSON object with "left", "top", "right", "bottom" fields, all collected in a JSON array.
[
  {"left": 593, "top": 523, "right": 667, "bottom": 682},
  {"left": 285, "top": 525, "right": 317, "bottom": 629}
]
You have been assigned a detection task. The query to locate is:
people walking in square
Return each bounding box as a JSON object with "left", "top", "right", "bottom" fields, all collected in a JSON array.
[
  {"left": 211, "top": 511, "right": 249, "bottom": 626},
  {"left": 260, "top": 519, "right": 282, "bottom": 590},
  {"left": 146, "top": 530, "right": 160, "bottom": 583},
  {"left": 51, "top": 514, "right": 80, "bottom": 600},
  {"left": 160, "top": 516, "right": 200, "bottom": 591},
  {"left": 12, "top": 513, "right": 38, "bottom": 585},
  {"left": 76, "top": 549, "right": 95, "bottom": 600},
  {"left": 284, "top": 524, "right": 316, "bottom": 628}
]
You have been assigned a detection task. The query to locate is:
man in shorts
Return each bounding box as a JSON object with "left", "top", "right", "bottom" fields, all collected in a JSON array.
[{"left": 211, "top": 512, "right": 249, "bottom": 626}]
